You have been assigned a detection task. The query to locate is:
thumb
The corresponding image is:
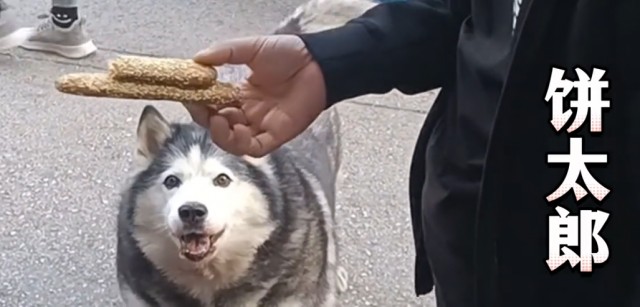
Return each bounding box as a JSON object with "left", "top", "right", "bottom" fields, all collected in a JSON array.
[{"left": 193, "top": 36, "right": 265, "bottom": 66}]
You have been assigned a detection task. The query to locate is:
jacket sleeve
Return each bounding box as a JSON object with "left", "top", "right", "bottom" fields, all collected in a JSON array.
[{"left": 298, "top": 0, "right": 463, "bottom": 107}]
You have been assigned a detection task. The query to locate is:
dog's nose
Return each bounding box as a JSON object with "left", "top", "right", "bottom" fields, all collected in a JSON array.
[{"left": 178, "top": 202, "right": 208, "bottom": 224}]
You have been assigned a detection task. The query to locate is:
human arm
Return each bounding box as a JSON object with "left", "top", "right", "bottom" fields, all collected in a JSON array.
[
  {"left": 298, "top": 0, "right": 466, "bottom": 107},
  {"left": 185, "top": 0, "right": 468, "bottom": 157}
]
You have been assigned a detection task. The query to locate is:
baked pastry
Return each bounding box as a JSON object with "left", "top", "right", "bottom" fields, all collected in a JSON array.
[{"left": 54, "top": 55, "right": 239, "bottom": 107}]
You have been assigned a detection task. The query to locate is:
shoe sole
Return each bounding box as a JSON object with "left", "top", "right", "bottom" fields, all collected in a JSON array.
[
  {"left": 0, "top": 27, "right": 35, "bottom": 50},
  {"left": 19, "top": 38, "right": 98, "bottom": 59}
]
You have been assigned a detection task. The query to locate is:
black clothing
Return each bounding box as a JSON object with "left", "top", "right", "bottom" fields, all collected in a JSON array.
[{"left": 300, "top": 0, "right": 640, "bottom": 306}]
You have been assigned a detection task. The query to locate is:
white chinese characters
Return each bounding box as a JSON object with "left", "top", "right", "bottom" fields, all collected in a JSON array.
[
  {"left": 546, "top": 138, "right": 609, "bottom": 202},
  {"left": 546, "top": 206, "right": 610, "bottom": 273},
  {"left": 544, "top": 67, "right": 611, "bottom": 273},
  {"left": 545, "top": 67, "right": 610, "bottom": 133}
]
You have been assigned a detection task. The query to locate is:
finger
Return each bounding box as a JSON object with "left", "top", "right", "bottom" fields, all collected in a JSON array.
[
  {"left": 208, "top": 115, "right": 235, "bottom": 150},
  {"left": 238, "top": 82, "right": 262, "bottom": 100},
  {"left": 247, "top": 132, "right": 280, "bottom": 158},
  {"left": 241, "top": 100, "right": 272, "bottom": 133},
  {"left": 193, "top": 36, "right": 265, "bottom": 66},
  {"left": 183, "top": 103, "right": 211, "bottom": 127},
  {"left": 218, "top": 107, "right": 249, "bottom": 126},
  {"left": 229, "top": 124, "right": 255, "bottom": 156}
]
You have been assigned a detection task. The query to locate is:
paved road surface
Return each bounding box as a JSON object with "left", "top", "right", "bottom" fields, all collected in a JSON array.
[{"left": 0, "top": 0, "right": 437, "bottom": 306}]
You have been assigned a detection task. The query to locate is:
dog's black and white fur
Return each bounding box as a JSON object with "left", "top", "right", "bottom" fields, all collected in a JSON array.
[
  {"left": 117, "top": 104, "right": 342, "bottom": 306},
  {"left": 116, "top": 0, "right": 379, "bottom": 305}
]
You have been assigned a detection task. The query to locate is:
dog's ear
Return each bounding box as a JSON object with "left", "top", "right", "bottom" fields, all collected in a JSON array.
[{"left": 136, "top": 105, "right": 171, "bottom": 162}]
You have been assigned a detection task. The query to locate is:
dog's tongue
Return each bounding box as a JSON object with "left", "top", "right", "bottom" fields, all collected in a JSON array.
[{"left": 180, "top": 234, "right": 211, "bottom": 260}]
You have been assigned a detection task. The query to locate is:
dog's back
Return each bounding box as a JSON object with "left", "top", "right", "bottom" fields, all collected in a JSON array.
[
  {"left": 283, "top": 108, "right": 342, "bottom": 212},
  {"left": 271, "top": 0, "right": 369, "bottom": 212},
  {"left": 273, "top": 0, "right": 377, "bottom": 34}
]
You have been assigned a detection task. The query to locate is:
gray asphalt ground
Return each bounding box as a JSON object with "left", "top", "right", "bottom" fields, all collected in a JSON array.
[{"left": 0, "top": 0, "right": 438, "bottom": 306}]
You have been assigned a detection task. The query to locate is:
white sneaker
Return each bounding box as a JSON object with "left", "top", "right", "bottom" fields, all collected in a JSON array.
[
  {"left": 0, "top": 5, "right": 34, "bottom": 50},
  {"left": 19, "top": 13, "right": 97, "bottom": 59}
]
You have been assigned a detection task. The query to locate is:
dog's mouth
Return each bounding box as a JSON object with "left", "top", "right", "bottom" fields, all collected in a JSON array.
[{"left": 178, "top": 229, "right": 225, "bottom": 262}]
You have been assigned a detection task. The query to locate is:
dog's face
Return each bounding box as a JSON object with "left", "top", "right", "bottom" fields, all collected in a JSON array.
[{"left": 131, "top": 106, "right": 275, "bottom": 263}]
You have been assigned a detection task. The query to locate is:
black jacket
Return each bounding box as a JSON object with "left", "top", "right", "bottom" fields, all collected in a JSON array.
[{"left": 300, "top": 1, "right": 640, "bottom": 306}]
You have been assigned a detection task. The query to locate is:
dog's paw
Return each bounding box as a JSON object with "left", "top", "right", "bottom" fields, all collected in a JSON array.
[{"left": 336, "top": 265, "right": 349, "bottom": 293}]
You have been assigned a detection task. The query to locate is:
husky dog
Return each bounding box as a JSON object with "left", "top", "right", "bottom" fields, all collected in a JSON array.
[
  {"left": 116, "top": 104, "right": 343, "bottom": 307},
  {"left": 115, "top": 0, "right": 383, "bottom": 305}
]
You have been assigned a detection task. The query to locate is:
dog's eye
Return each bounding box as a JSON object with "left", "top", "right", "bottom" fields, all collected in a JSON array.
[
  {"left": 213, "top": 174, "right": 232, "bottom": 187},
  {"left": 163, "top": 175, "right": 181, "bottom": 189}
]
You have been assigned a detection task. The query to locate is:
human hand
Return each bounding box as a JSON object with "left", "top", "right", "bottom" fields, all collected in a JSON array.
[{"left": 185, "top": 35, "right": 327, "bottom": 157}]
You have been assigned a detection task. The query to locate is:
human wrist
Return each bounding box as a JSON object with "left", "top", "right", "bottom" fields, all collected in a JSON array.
[{"left": 297, "top": 22, "right": 373, "bottom": 107}]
